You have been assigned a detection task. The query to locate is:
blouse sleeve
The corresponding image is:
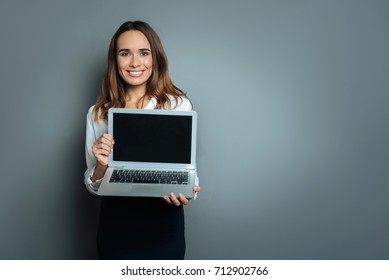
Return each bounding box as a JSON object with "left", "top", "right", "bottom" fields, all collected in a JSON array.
[{"left": 84, "top": 106, "right": 101, "bottom": 195}]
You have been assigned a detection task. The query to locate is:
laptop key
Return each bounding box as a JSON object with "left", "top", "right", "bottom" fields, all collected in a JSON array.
[{"left": 133, "top": 179, "right": 159, "bottom": 184}]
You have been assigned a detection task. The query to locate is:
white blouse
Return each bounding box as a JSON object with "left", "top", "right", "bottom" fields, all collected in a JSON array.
[{"left": 84, "top": 96, "right": 193, "bottom": 195}]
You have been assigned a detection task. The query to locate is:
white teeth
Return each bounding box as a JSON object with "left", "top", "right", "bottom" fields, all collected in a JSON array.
[{"left": 129, "top": 71, "right": 142, "bottom": 75}]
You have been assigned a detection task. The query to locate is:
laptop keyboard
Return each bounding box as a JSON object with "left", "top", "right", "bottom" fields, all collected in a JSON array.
[{"left": 109, "top": 169, "right": 189, "bottom": 185}]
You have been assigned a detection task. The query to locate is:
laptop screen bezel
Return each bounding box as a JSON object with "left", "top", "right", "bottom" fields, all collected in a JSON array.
[{"left": 107, "top": 108, "right": 197, "bottom": 170}]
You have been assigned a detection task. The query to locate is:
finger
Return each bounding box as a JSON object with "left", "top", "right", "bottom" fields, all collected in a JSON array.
[
  {"left": 96, "top": 137, "right": 114, "bottom": 148},
  {"left": 163, "top": 195, "right": 173, "bottom": 205},
  {"left": 192, "top": 185, "right": 201, "bottom": 192},
  {"left": 169, "top": 193, "right": 181, "bottom": 206},
  {"left": 178, "top": 193, "right": 189, "bottom": 205},
  {"left": 93, "top": 138, "right": 114, "bottom": 157},
  {"left": 95, "top": 148, "right": 111, "bottom": 157},
  {"left": 92, "top": 142, "right": 111, "bottom": 155},
  {"left": 92, "top": 147, "right": 111, "bottom": 166},
  {"left": 96, "top": 142, "right": 113, "bottom": 153},
  {"left": 102, "top": 133, "right": 115, "bottom": 144}
]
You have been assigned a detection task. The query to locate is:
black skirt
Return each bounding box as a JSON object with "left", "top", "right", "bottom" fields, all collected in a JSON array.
[{"left": 96, "top": 196, "right": 185, "bottom": 260}]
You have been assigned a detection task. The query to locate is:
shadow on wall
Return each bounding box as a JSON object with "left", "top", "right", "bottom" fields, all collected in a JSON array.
[
  {"left": 64, "top": 119, "right": 101, "bottom": 259},
  {"left": 64, "top": 61, "right": 104, "bottom": 259}
]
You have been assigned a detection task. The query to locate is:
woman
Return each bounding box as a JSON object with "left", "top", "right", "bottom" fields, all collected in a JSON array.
[{"left": 84, "top": 21, "right": 200, "bottom": 259}]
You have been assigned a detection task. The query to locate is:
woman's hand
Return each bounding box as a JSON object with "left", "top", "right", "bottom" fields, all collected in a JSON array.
[
  {"left": 92, "top": 133, "right": 115, "bottom": 167},
  {"left": 91, "top": 133, "right": 114, "bottom": 182},
  {"left": 163, "top": 186, "right": 201, "bottom": 206}
]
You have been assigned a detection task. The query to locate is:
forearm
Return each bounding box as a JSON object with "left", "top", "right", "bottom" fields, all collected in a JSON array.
[{"left": 92, "top": 163, "right": 108, "bottom": 182}]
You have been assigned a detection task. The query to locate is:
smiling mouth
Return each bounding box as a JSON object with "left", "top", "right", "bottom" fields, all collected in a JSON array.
[{"left": 127, "top": 70, "right": 144, "bottom": 77}]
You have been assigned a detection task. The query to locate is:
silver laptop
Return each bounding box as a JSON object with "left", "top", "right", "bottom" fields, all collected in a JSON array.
[{"left": 97, "top": 108, "right": 198, "bottom": 198}]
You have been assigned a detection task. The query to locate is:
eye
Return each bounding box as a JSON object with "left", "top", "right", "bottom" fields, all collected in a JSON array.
[
  {"left": 119, "top": 51, "right": 130, "bottom": 57},
  {"left": 140, "top": 51, "right": 151, "bottom": 57}
]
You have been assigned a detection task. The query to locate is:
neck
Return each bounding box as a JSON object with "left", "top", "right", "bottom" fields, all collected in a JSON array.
[
  {"left": 125, "top": 85, "right": 149, "bottom": 109},
  {"left": 126, "top": 84, "right": 146, "bottom": 100}
]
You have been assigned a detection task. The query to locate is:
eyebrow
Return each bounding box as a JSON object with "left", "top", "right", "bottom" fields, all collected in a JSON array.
[{"left": 117, "top": 48, "right": 151, "bottom": 53}]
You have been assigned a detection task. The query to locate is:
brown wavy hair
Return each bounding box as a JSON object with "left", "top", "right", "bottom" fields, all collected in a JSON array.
[{"left": 94, "top": 21, "right": 189, "bottom": 120}]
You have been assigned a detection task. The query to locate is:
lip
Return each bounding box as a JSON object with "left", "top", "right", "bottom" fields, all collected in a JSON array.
[{"left": 126, "top": 70, "right": 144, "bottom": 77}]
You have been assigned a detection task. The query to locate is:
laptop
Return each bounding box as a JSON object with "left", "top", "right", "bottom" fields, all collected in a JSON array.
[{"left": 97, "top": 108, "right": 198, "bottom": 198}]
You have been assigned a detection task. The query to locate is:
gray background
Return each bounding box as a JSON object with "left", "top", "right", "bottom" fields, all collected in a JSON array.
[{"left": 0, "top": 0, "right": 388, "bottom": 259}]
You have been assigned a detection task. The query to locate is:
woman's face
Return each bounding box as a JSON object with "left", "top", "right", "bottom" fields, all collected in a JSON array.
[{"left": 116, "top": 30, "right": 153, "bottom": 90}]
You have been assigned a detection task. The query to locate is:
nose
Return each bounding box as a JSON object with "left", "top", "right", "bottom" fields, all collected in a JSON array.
[{"left": 129, "top": 53, "right": 141, "bottom": 68}]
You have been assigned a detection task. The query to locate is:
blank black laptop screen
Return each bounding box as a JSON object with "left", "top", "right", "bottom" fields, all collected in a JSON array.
[{"left": 112, "top": 113, "right": 192, "bottom": 164}]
